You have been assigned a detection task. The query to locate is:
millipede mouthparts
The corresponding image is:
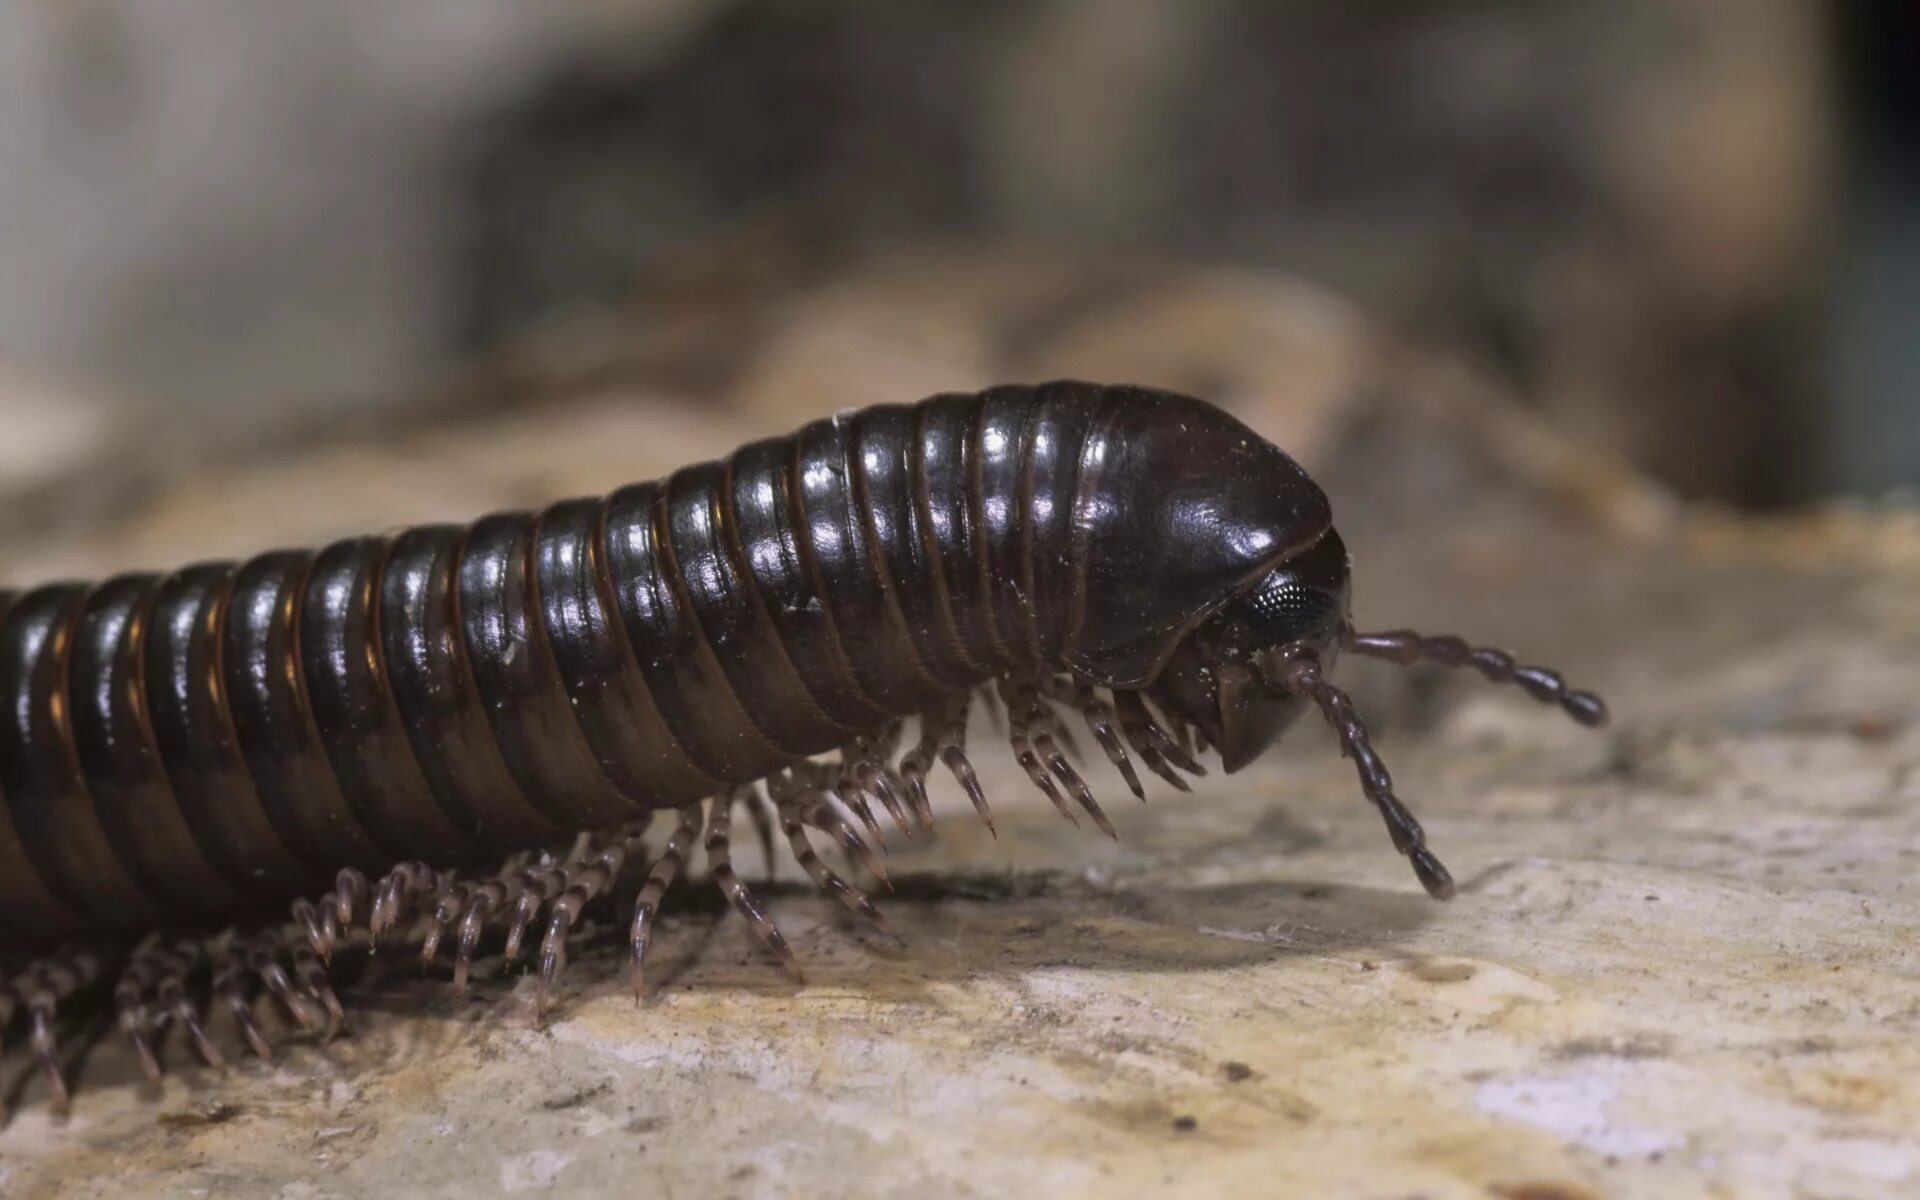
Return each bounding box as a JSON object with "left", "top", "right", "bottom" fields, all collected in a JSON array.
[{"left": 0, "top": 381, "right": 1606, "bottom": 1115}]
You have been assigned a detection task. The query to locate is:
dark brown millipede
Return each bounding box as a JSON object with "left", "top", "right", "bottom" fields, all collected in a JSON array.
[{"left": 0, "top": 381, "right": 1605, "bottom": 1114}]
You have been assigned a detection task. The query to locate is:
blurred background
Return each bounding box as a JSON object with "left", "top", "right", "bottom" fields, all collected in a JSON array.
[{"left": 0, "top": 0, "right": 1912, "bottom": 528}]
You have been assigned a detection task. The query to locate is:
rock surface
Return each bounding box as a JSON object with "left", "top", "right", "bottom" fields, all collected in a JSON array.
[{"left": 0, "top": 260, "right": 1915, "bottom": 1199}]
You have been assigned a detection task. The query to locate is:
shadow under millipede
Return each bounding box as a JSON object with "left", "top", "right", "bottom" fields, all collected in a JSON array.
[{"left": 0, "top": 866, "right": 1438, "bottom": 1120}]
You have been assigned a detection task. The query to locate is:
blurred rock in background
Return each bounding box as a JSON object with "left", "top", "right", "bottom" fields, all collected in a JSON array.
[{"left": 0, "top": 0, "right": 1904, "bottom": 518}]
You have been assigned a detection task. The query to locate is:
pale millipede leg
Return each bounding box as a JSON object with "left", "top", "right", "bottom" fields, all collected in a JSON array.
[
  {"left": 745, "top": 788, "right": 780, "bottom": 882},
  {"left": 874, "top": 721, "right": 932, "bottom": 830},
  {"left": 1002, "top": 678, "right": 1078, "bottom": 826},
  {"left": 836, "top": 781, "right": 886, "bottom": 844},
  {"left": 451, "top": 872, "right": 536, "bottom": 995},
  {"left": 114, "top": 939, "right": 165, "bottom": 1083},
  {"left": 783, "top": 761, "right": 890, "bottom": 873},
  {"left": 934, "top": 697, "right": 993, "bottom": 835},
  {"left": 899, "top": 697, "right": 992, "bottom": 833},
  {"left": 291, "top": 899, "right": 329, "bottom": 964},
  {"left": 25, "top": 978, "right": 72, "bottom": 1116},
  {"left": 421, "top": 882, "right": 475, "bottom": 966},
  {"left": 370, "top": 862, "right": 442, "bottom": 946},
  {"left": 1032, "top": 722, "right": 1113, "bottom": 838},
  {"left": 1112, "top": 691, "right": 1205, "bottom": 791},
  {"left": 1006, "top": 676, "right": 1113, "bottom": 837},
  {"left": 1072, "top": 683, "right": 1146, "bottom": 800},
  {"left": 798, "top": 795, "right": 888, "bottom": 887},
  {"left": 769, "top": 769, "right": 888, "bottom": 887},
  {"left": 536, "top": 825, "right": 646, "bottom": 1021},
  {"left": 123, "top": 938, "right": 225, "bottom": 1076},
  {"left": 212, "top": 944, "right": 274, "bottom": 1062},
  {"left": 630, "top": 805, "right": 701, "bottom": 999},
  {"left": 897, "top": 723, "right": 939, "bottom": 830},
  {"left": 843, "top": 740, "right": 916, "bottom": 839},
  {"left": 706, "top": 790, "right": 802, "bottom": 981},
  {"left": 779, "top": 801, "right": 896, "bottom": 939},
  {"left": 156, "top": 956, "right": 224, "bottom": 1072},
  {"left": 1035, "top": 677, "right": 1086, "bottom": 762},
  {"left": 294, "top": 867, "right": 372, "bottom": 963},
  {"left": 503, "top": 866, "right": 567, "bottom": 967},
  {"left": 291, "top": 943, "right": 346, "bottom": 1039},
  {"left": 333, "top": 868, "right": 372, "bottom": 934},
  {"left": 246, "top": 933, "right": 327, "bottom": 1034},
  {"left": 20, "top": 951, "right": 99, "bottom": 1114}
]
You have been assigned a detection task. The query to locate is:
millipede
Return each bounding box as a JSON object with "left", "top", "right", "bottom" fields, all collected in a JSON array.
[{"left": 0, "top": 380, "right": 1607, "bottom": 1115}]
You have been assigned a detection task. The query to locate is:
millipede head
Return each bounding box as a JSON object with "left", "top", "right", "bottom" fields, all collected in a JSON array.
[
  {"left": 1147, "top": 528, "right": 1353, "bottom": 773},
  {"left": 1134, "top": 521, "right": 1607, "bottom": 900}
]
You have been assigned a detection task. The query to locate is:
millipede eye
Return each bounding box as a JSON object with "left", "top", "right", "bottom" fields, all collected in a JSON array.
[{"left": 1241, "top": 570, "right": 1340, "bottom": 648}]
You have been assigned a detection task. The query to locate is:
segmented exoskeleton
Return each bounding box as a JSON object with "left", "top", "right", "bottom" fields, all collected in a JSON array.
[{"left": 0, "top": 382, "right": 1606, "bottom": 1112}]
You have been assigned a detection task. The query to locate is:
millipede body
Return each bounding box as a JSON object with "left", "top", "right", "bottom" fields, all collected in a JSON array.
[{"left": 0, "top": 381, "right": 1607, "bottom": 1110}]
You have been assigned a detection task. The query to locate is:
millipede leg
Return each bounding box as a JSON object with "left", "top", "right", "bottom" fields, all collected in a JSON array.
[
  {"left": 900, "top": 697, "right": 992, "bottom": 834},
  {"left": 836, "top": 783, "right": 887, "bottom": 844},
  {"left": 1267, "top": 650, "right": 1455, "bottom": 900},
  {"left": 25, "top": 987, "right": 71, "bottom": 1115},
  {"left": 450, "top": 880, "right": 506, "bottom": 994},
  {"left": 156, "top": 950, "right": 224, "bottom": 1072},
  {"left": 332, "top": 868, "right": 371, "bottom": 933},
  {"left": 536, "top": 824, "right": 646, "bottom": 1021},
  {"left": 1005, "top": 677, "right": 1113, "bottom": 837},
  {"left": 630, "top": 805, "right": 701, "bottom": 1000},
  {"left": 213, "top": 945, "right": 274, "bottom": 1061},
  {"left": 801, "top": 797, "right": 888, "bottom": 886},
  {"left": 934, "top": 698, "right": 993, "bottom": 835},
  {"left": 879, "top": 719, "right": 937, "bottom": 830},
  {"left": 897, "top": 724, "right": 938, "bottom": 830},
  {"left": 785, "top": 761, "right": 892, "bottom": 872},
  {"left": 291, "top": 900, "right": 328, "bottom": 965},
  {"left": 1112, "top": 691, "right": 1205, "bottom": 791},
  {"left": 503, "top": 866, "right": 567, "bottom": 967},
  {"left": 843, "top": 736, "right": 916, "bottom": 839},
  {"left": 295, "top": 867, "right": 372, "bottom": 963},
  {"left": 780, "top": 802, "right": 895, "bottom": 939},
  {"left": 1002, "top": 679, "right": 1077, "bottom": 826},
  {"left": 246, "top": 933, "right": 328, "bottom": 1033},
  {"left": 115, "top": 940, "right": 165, "bottom": 1083},
  {"left": 1070, "top": 683, "right": 1145, "bottom": 801},
  {"left": 116, "top": 938, "right": 222, "bottom": 1079},
  {"left": 19, "top": 950, "right": 100, "bottom": 1115},
  {"left": 421, "top": 882, "right": 475, "bottom": 967},
  {"left": 1343, "top": 627, "right": 1609, "bottom": 727},
  {"left": 370, "top": 862, "right": 442, "bottom": 946},
  {"left": 706, "top": 790, "right": 802, "bottom": 982},
  {"left": 291, "top": 943, "right": 346, "bottom": 1039},
  {"left": 770, "top": 769, "right": 888, "bottom": 887},
  {"left": 1035, "top": 677, "right": 1085, "bottom": 763},
  {"left": 293, "top": 883, "right": 339, "bottom": 964},
  {"left": 745, "top": 788, "right": 780, "bottom": 882},
  {"left": 1036, "top": 723, "right": 1113, "bottom": 838}
]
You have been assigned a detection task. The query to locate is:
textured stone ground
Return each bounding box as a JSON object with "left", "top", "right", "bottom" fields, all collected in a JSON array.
[{"left": 1, "top": 259, "right": 1915, "bottom": 1199}]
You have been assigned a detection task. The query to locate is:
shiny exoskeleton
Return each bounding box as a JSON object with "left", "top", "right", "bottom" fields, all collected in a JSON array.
[{"left": 0, "top": 382, "right": 1607, "bottom": 1106}]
